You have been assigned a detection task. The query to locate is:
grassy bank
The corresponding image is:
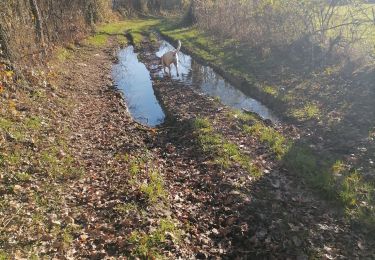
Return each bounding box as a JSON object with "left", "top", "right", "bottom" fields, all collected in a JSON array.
[
  {"left": 93, "top": 19, "right": 161, "bottom": 47},
  {"left": 156, "top": 19, "right": 375, "bottom": 230}
]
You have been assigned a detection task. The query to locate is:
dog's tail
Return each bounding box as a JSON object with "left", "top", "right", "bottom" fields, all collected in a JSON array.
[{"left": 176, "top": 40, "right": 181, "bottom": 53}]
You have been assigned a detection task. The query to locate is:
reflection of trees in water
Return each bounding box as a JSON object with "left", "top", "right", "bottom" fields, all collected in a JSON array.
[
  {"left": 157, "top": 41, "right": 276, "bottom": 120},
  {"left": 191, "top": 61, "right": 203, "bottom": 87},
  {"left": 190, "top": 60, "right": 248, "bottom": 108},
  {"left": 113, "top": 45, "right": 165, "bottom": 126},
  {"left": 116, "top": 46, "right": 141, "bottom": 76}
]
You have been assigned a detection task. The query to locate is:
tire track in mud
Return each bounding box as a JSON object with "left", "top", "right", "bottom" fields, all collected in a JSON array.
[
  {"left": 137, "top": 37, "right": 374, "bottom": 259},
  {"left": 37, "top": 34, "right": 373, "bottom": 258}
]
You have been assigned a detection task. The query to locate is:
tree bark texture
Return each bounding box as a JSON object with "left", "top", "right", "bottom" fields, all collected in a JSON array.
[{"left": 29, "top": 0, "right": 46, "bottom": 50}]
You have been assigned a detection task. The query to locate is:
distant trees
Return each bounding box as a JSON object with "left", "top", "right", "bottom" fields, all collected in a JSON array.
[
  {"left": 0, "top": 0, "right": 112, "bottom": 61},
  {"left": 191, "top": 0, "right": 374, "bottom": 65},
  {"left": 112, "top": 0, "right": 189, "bottom": 15},
  {"left": 0, "top": 0, "right": 188, "bottom": 61}
]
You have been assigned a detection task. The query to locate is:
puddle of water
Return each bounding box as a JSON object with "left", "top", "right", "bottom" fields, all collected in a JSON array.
[
  {"left": 156, "top": 41, "right": 278, "bottom": 122},
  {"left": 156, "top": 41, "right": 193, "bottom": 83},
  {"left": 113, "top": 46, "right": 165, "bottom": 126}
]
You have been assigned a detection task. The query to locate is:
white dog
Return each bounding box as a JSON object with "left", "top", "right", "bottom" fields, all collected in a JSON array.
[{"left": 161, "top": 40, "right": 181, "bottom": 77}]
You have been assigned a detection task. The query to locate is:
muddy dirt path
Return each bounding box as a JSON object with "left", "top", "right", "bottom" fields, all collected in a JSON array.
[
  {"left": 24, "top": 35, "right": 373, "bottom": 258},
  {"left": 137, "top": 37, "right": 374, "bottom": 258}
]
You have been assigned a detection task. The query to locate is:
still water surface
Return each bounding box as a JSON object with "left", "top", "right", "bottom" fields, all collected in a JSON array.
[
  {"left": 112, "top": 46, "right": 165, "bottom": 126},
  {"left": 156, "top": 40, "right": 278, "bottom": 122}
]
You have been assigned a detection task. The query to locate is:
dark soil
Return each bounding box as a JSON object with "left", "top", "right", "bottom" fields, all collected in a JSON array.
[{"left": 1, "top": 34, "right": 374, "bottom": 259}]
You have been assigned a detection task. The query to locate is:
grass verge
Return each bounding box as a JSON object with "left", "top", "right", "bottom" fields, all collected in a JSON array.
[
  {"left": 128, "top": 218, "right": 180, "bottom": 258},
  {"left": 156, "top": 18, "right": 375, "bottom": 231},
  {"left": 96, "top": 19, "right": 161, "bottom": 47},
  {"left": 284, "top": 144, "right": 375, "bottom": 230},
  {"left": 193, "top": 117, "right": 261, "bottom": 177}
]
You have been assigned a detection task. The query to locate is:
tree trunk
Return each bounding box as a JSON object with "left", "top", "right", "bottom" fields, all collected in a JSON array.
[
  {"left": 0, "top": 24, "right": 11, "bottom": 58},
  {"left": 29, "top": 0, "right": 46, "bottom": 53},
  {"left": 182, "top": 1, "right": 196, "bottom": 25}
]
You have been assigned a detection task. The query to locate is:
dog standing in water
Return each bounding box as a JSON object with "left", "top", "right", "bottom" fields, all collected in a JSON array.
[{"left": 161, "top": 40, "right": 181, "bottom": 77}]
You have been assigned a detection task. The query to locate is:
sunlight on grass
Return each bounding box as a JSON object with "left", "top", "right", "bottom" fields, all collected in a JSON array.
[
  {"left": 193, "top": 117, "right": 261, "bottom": 177},
  {"left": 229, "top": 110, "right": 258, "bottom": 123},
  {"left": 15, "top": 172, "right": 32, "bottom": 182},
  {"left": 263, "top": 85, "right": 278, "bottom": 96},
  {"left": 284, "top": 144, "right": 375, "bottom": 226},
  {"left": 128, "top": 218, "right": 180, "bottom": 258},
  {"left": 95, "top": 19, "right": 161, "bottom": 47},
  {"left": 117, "top": 35, "right": 127, "bottom": 46},
  {"left": 292, "top": 103, "right": 321, "bottom": 120},
  {"left": 332, "top": 160, "right": 346, "bottom": 175},
  {"left": 85, "top": 34, "right": 108, "bottom": 46},
  {"left": 97, "top": 19, "right": 161, "bottom": 35},
  {"left": 129, "top": 31, "right": 144, "bottom": 47},
  {"left": 39, "top": 145, "right": 83, "bottom": 180},
  {"left": 141, "top": 170, "right": 167, "bottom": 203},
  {"left": 243, "top": 122, "right": 289, "bottom": 159},
  {"left": 340, "top": 171, "right": 362, "bottom": 207}
]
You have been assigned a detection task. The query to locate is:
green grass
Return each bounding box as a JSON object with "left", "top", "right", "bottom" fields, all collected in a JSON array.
[
  {"left": 243, "top": 122, "right": 290, "bottom": 159},
  {"left": 332, "top": 160, "right": 346, "bottom": 175},
  {"left": 39, "top": 145, "right": 83, "bottom": 180},
  {"left": 141, "top": 170, "right": 167, "bottom": 203},
  {"left": 148, "top": 32, "right": 158, "bottom": 43},
  {"left": 85, "top": 34, "right": 108, "bottom": 46},
  {"left": 5, "top": 151, "right": 23, "bottom": 166},
  {"left": 291, "top": 103, "right": 321, "bottom": 121},
  {"left": 340, "top": 171, "right": 362, "bottom": 207},
  {"left": 159, "top": 25, "right": 219, "bottom": 62},
  {"left": 128, "top": 218, "right": 180, "bottom": 258},
  {"left": 97, "top": 19, "right": 161, "bottom": 35},
  {"left": 114, "top": 202, "right": 139, "bottom": 215},
  {"left": 0, "top": 115, "right": 46, "bottom": 160},
  {"left": 263, "top": 85, "right": 279, "bottom": 97},
  {"left": 0, "top": 118, "right": 12, "bottom": 131},
  {"left": 15, "top": 172, "right": 32, "bottom": 182},
  {"left": 129, "top": 160, "right": 141, "bottom": 176},
  {"left": 0, "top": 251, "right": 8, "bottom": 260},
  {"left": 129, "top": 31, "right": 144, "bottom": 47},
  {"left": 117, "top": 35, "right": 127, "bottom": 46},
  {"left": 55, "top": 47, "right": 72, "bottom": 61},
  {"left": 193, "top": 117, "right": 211, "bottom": 129},
  {"left": 284, "top": 143, "right": 375, "bottom": 229},
  {"left": 229, "top": 110, "right": 289, "bottom": 160},
  {"left": 156, "top": 16, "right": 373, "bottom": 129},
  {"left": 283, "top": 145, "right": 336, "bottom": 198},
  {"left": 193, "top": 117, "right": 261, "bottom": 177},
  {"left": 229, "top": 110, "right": 258, "bottom": 122},
  {"left": 96, "top": 19, "right": 161, "bottom": 47},
  {"left": 0, "top": 51, "right": 86, "bottom": 257},
  {"left": 25, "top": 116, "right": 42, "bottom": 130},
  {"left": 120, "top": 154, "right": 167, "bottom": 204}
]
